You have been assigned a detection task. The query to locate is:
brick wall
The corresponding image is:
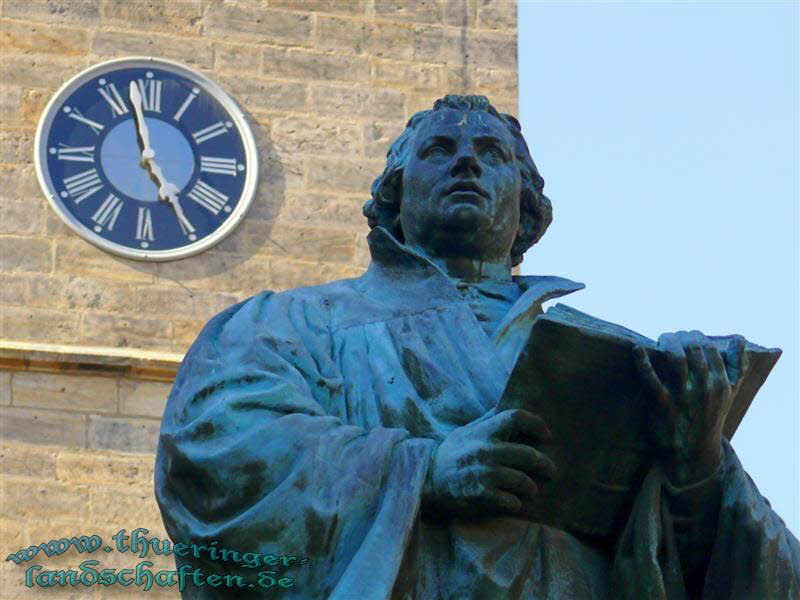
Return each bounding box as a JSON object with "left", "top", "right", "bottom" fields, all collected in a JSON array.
[{"left": 0, "top": 1, "right": 518, "bottom": 597}]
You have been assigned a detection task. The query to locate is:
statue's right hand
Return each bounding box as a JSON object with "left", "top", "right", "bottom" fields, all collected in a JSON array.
[{"left": 422, "top": 409, "right": 556, "bottom": 518}]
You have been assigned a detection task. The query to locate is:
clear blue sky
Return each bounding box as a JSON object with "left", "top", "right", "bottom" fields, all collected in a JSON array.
[{"left": 518, "top": 0, "right": 799, "bottom": 535}]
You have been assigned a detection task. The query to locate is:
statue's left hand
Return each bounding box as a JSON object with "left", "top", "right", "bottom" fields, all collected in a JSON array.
[{"left": 633, "top": 331, "right": 748, "bottom": 486}]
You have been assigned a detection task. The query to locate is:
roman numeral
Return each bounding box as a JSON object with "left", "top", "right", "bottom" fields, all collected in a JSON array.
[
  {"left": 173, "top": 88, "right": 199, "bottom": 121},
  {"left": 135, "top": 207, "right": 154, "bottom": 241},
  {"left": 91, "top": 193, "right": 123, "bottom": 231},
  {"left": 200, "top": 156, "right": 238, "bottom": 176},
  {"left": 98, "top": 82, "right": 128, "bottom": 117},
  {"left": 192, "top": 122, "right": 227, "bottom": 144},
  {"left": 67, "top": 108, "right": 104, "bottom": 135},
  {"left": 56, "top": 144, "right": 94, "bottom": 163},
  {"left": 188, "top": 180, "right": 228, "bottom": 214},
  {"left": 63, "top": 168, "right": 103, "bottom": 204},
  {"left": 136, "top": 79, "right": 162, "bottom": 113}
]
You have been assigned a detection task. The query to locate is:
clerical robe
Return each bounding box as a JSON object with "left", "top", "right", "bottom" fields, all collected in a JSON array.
[{"left": 156, "top": 227, "right": 800, "bottom": 599}]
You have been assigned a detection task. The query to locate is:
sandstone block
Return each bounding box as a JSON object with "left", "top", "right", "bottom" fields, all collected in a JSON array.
[
  {"left": 54, "top": 238, "right": 155, "bottom": 283},
  {"left": 0, "top": 0, "right": 100, "bottom": 24},
  {"left": 270, "top": 0, "right": 368, "bottom": 16},
  {"left": 311, "top": 85, "right": 405, "bottom": 120},
  {"left": 0, "top": 407, "right": 86, "bottom": 448},
  {"left": 20, "top": 88, "right": 49, "bottom": 126},
  {"left": 88, "top": 416, "right": 160, "bottom": 454},
  {"left": 135, "top": 286, "right": 238, "bottom": 317},
  {"left": 364, "top": 21, "right": 416, "bottom": 60},
  {"left": 314, "top": 17, "right": 415, "bottom": 60},
  {"left": 0, "top": 127, "right": 34, "bottom": 165},
  {"left": 81, "top": 312, "right": 172, "bottom": 349},
  {"left": 18, "top": 165, "right": 43, "bottom": 199},
  {"left": 268, "top": 258, "right": 364, "bottom": 291},
  {"left": 251, "top": 223, "right": 356, "bottom": 264},
  {"left": 66, "top": 276, "right": 137, "bottom": 312},
  {"left": 259, "top": 145, "right": 307, "bottom": 190},
  {"left": 374, "top": 0, "right": 444, "bottom": 24},
  {"left": 0, "top": 198, "right": 45, "bottom": 236},
  {"left": 406, "top": 93, "right": 447, "bottom": 118},
  {"left": 101, "top": 0, "right": 204, "bottom": 35},
  {"left": 0, "top": 164, "right": 21, "bottom": 196},
  {"left": 12, "top": 372, "right": 118, "bottom": 413},
  {"left": 485, "top": 95, "right": 518, "bottom": 116},
  {"left": 87, "top": 488, "right": 170, "bottom": 569},
  {"left": 28, "top": 275, "right": 137, "bottom": 313},
  {"left": 89, "top": 486, "right": 164, "bottom": 529},
  {"left": 467, "top": 30, "right": 517, "bottom": 71},
  {"left": 472, "top": 68, "right": 518, "bottom": 96},
  {"left": 214, "top": 75, "right": 307, "bottom": 113},
  {"left": 0, "top": 306, "right": 80, "bottom": 343},
  {"left": 413, "top": 26, "right": 465, "bottom": 65},
  {"left": 272, "top": 116, "right": 362, "bottom": 157},
  {"left": 0, "top": 273, "right": 27, "bottom": 306},
  {"left": 277, "top": 192, "right": 366, "bottom": 229},
  {"left": 45, "top": 211, "right": 75, "bottom": 238},
  {"left": 442, "top": 0, "right": 478, "bottom": 28},
  {"left": 0, "top": 236, "right": 51, "bottom": 274},
  {"left": 209, "top": 226, "right": 254, "bottom": 255},
  {"left": 91, "top": 30, "right": 213, "bottom": 69},
  {"left": 0, "top": 84, "right": 21, "bottom": 126},
  {"left": 119, "top": 380, "right": 172, "bottom": 418},
  {"left": 262, "top": 46, "right": 370, "bottom": 83},
  {"left": 364, "top": 120, "right": 404, "bottom": 158},
  {"left": 205, "top": 3, "right": 311, "bottom": 45},
  {"left": 306, "top": 157, "right": 384, "bottom": 194},
  {"left": 56, "top": 447, "right": 155, "bottom": 485},
  {"left": 0, "top": 371, "right": 10, "bottom": 405},
  {"left": 173, "top": 318, "right": 208, "bottom": 352},
  {"left": 214, "top": 42, "right": 262, "bottom": 74},
  {"left": 1, "top": 476, "right": 89, "bottom": 521},
  {"left": 372, "top": 59, "right": 445, "bottom": 92},
  {"left": 477, "top": 0, "right": 517, "bottom": 30},
  {"left": 155, "top": 249, "right": 269, "bottom": 295},
  {"left": 0, "top": 55, "right": 88, "bottom": 90},
  {"left": 0, "top": 18, "right": 89, "bottom": 56},
  {"left": 0, "top": 518, "right": 24, "bottom": 551},
  {"left": 314, "top": 15, "right": 368, "bottom": 54},
  {"left": 0, "top": 442, "right": 57, "bottom": 479}
]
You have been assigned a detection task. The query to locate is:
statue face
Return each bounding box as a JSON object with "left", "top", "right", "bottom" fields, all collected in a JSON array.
[{"left": 400, "top": 108, "right": 521, "bottom": 262}]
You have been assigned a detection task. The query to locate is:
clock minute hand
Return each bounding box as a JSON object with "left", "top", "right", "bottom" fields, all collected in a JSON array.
[
  {"left": 128, "top": 81, "right": 154, "bottom": 161},
  {"left": 128, "top": 82, "right": 195, "bottom": 236}
]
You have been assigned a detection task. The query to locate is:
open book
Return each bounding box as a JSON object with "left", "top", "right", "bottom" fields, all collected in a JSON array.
[{"left": 497, "top": 303, "right": 781, "bottom": 537}]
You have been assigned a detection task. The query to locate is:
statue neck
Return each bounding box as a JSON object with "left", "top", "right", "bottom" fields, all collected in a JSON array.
[{"left": 415, "top": 251, "right": 513, "bottom": 283}]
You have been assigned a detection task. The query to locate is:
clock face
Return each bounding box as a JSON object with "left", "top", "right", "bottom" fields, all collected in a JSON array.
[{"left": 35, "top": 57, "right": 258, "bottom": 261}]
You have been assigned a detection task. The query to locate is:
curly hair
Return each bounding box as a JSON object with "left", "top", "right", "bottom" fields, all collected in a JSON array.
[{"left": 362, "top": 95, "right": 552, "bottom": 267}]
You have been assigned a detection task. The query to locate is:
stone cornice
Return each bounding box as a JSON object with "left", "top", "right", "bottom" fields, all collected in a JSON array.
[{"left": 0, "top": 340, "right": 183, "bottom": 382}]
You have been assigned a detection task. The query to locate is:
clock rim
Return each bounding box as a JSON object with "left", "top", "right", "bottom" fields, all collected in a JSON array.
[{"left": 34, "top": 56, "right": 259, "bottom": 262}]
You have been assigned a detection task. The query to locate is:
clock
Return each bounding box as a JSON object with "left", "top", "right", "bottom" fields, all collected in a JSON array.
[{"left": 34, "top": 57, "right": 258, "bottom": 261}]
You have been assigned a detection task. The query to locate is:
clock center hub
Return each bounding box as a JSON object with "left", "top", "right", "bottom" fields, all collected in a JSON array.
[{"left": 100, "top": 117, "right": 194, "bottom": 202}]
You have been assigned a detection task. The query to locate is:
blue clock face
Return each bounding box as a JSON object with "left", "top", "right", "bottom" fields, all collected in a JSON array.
[{"left": 36, "top": 58, "right": 258, "bottom": 260}]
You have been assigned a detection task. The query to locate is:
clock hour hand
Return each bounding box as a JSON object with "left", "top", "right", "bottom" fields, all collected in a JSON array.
[
  {"left": 164, "top": 191, "right": 196, "bottom": 236},
  {"left": 146, "top": 162, "right": 195, "bottom": 235}
]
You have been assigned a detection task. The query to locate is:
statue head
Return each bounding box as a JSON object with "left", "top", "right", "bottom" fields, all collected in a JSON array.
[{"left": 363, "top": 95, "right": 552, "bottom": 267}]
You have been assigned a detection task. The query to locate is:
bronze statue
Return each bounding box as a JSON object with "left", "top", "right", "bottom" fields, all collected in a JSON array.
[{"left": 156, "top": 96, "right": 799, "bottom": 598}]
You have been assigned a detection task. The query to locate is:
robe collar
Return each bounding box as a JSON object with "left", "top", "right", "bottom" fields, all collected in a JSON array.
[
  {"left": 364, "top": 226, "right": 585, "bottom": 317},
  {"left": 361, "top": 226, "right": 586, "bottom": 370}
]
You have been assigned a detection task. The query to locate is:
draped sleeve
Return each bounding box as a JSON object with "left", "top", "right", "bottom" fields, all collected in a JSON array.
[
  {"left": 155, "top": 289, "right": 436, "bottom": 599},
  {"left": 612, "top": 440, "right": 800, "bottom": 599}
]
